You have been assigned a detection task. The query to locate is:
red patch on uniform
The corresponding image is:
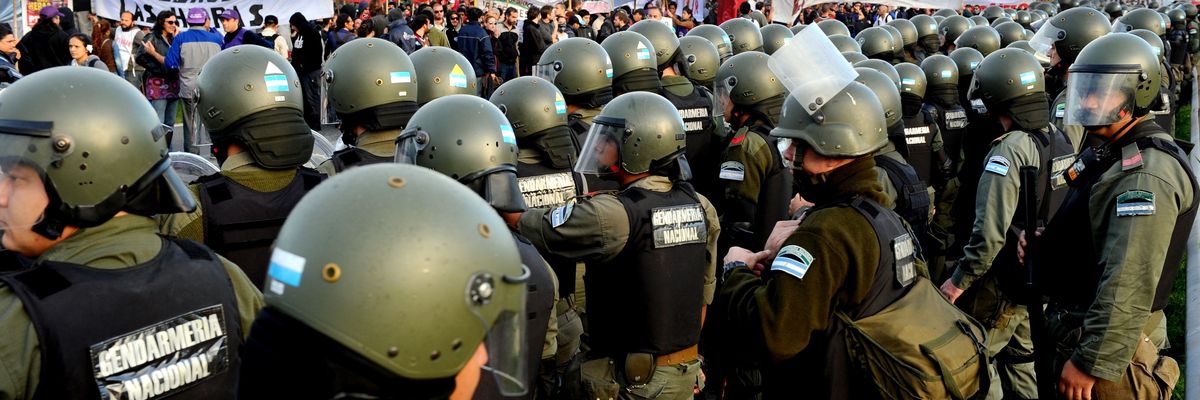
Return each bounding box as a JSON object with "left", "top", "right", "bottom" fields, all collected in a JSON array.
[
  {"left": 731, "top": 135, "right": 746, "bottom": 145},
  {"left": 1122, "top": 152, "right": 1143, "bottom": 168}
]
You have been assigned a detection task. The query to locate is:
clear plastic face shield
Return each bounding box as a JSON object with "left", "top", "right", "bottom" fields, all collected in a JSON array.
[
  {"left": 1064, "top": 69, "right": 1140, "bottom": 127},
  {"left": 713, "top": 75, "right": 735, "bottom": 120},
  {"left": 574, "top": 117, "right": 626, "bottom": 175},
  {"left": 768, "top": 26, "right": 858, "bottom": 117},
  {"left": 533, "top": 60, "right": 564, "bottom": 84},
  {"left": 1028, "top": 21, "right": 1066, "bottom": 66},
  {"left": 0, "top": 121, "right": 55, "bottom": 245},
  {"left": 168, "top": 152, "right": 219, "bottom": 185},
  {"left": 467, "top": 267, "right": 530, "bottom": 396},
  {"left": 393, "top": 128, "right": 431, "bottom": 165}
]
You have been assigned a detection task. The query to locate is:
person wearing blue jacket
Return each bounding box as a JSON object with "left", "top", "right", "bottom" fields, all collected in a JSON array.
[
  {"left": 454, "top": 8, "right": 496, "bottom": 81},
  {"left": 166, "top": 7, "right": 223, "bottom": 155}
]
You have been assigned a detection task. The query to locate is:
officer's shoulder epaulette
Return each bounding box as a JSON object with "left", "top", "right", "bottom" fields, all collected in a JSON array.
[
  {"left": 727, "top": 127, "right": 751, "bottom": 148},
  {"left": 991, "top": 131, "right": 1017, "bottom": 146},
  {"left": 1121, "top": 142, "right": 1145, "bottom": 171}
]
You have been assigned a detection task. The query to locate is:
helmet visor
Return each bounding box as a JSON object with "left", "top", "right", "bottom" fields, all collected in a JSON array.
[
  {"left": 1028, "top": 21, "right": 1066, "bottom": 65},
  {"left": 769, "top": 26, "right": 858, "bottom": 115},
  {"left": 393, "top": 128, "right": 430, "bottom": 165},
  {"left": 574, "top": 118, "right": 625, "bottom": 175},
  {"left": 481, "top": 308, "right": 529, "bottom": 396},
  {"left": 533, "top": 60, "right": 563, "bottom": 84},
  {"left": 168, "top": 152, "right": 219, "bottom": 184},
  {"left": 713, "top": 76, "right": 734, "bottom": 119},
  {"left": 1064, "top": 71, "right": 1139, "bottom": 126},
  {"left": 0, "top": 131, "right": 50, "bottom": 235}
]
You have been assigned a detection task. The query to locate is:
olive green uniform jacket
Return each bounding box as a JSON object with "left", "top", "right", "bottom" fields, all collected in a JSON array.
[
  {"left": 0, "top": 216, "right": 264, "bottom": 399},
  {"left": 316, "top": 129, "right": 402, "bottom": 176},
  {"left": 159, "top": 152, "right": 303, "bottom": 240}
]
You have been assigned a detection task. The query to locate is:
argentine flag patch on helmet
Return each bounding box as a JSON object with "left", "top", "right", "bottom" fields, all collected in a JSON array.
[{"left": 772, "top": 245, "right": 814, "bottom": 280}]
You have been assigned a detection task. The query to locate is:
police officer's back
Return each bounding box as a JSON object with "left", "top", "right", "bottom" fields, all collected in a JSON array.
[
  {"left": 0, "top": 68, "right": 263, "bottom": 400},
  {"left": 159, "top": 45, "right": 324, "bottom": 287}
]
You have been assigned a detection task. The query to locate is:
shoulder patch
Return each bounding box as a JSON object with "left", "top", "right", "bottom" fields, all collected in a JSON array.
[
  {"left": 719, "top": 161, "right": 746, "bottom": 181},
  {"left": 1054, "top": 102, "right": 1066, "bottom": 118},
  {"left": 1115, "top": 190, "right": 1155, "bottom": 217},
  {"left": 551, "top": 203, "right": 575, "bottom": 227},
  {"left": 984, "top": 155, "right": 1011, "bottom": 176},
  {"left": 772, "top": 245, "right": 814, "bottom": 280}
]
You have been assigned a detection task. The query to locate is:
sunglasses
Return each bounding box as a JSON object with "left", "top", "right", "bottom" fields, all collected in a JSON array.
[{"left": 164, "top": 20, "right": 177, "bottom": 25}]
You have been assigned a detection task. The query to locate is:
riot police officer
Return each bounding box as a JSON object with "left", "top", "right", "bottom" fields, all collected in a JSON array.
[
  {"left": 629, "top": 20, "right": 726, "bottom": 207},
  {"left": 956, "top": 25, "right": 1004, "bottom": 56},
  {"left": 411, "top": 46, "right": 479, "bottom": 105},
  {"left": 0, "top": 67, "right": 263, "bottom": 399},
  {"left": 714, "top": 52, "right": 792, "bottom": 253},
  {"left": 238, "top": 164, "right": 530, "bottom": 399},
  {"left": 911, "top": 14, "right": 943, "bottom": 58},
  {"left": 490, "top": 76, "right": 588, "bottom": 398},
  {"left": 601, "top": 31, "right": 662, "bottom": 96},
  {"left": 676, "top": 36, "right": 722, "bottom": 91},
  {"left": 857, "top": 27, "right": 901, "bottom": 62},
  {"left": 686, "top": 24, "right": 734, "bottom": 64},
  {"left": 394, "top": 95, "right": 560, "bottom": 400},
  {"left": 720, "top": 18, "right": 764, "bottom": 54},
  {"left": 533, "top": 38, "right": 614, "bottom": 138},
  {"left": 1030, "top": 7, "right": 1110, "bottom": 147},
  {"left": 317, "top": 38, "right": 420, "bottom": 174},
  {"left": 1036, "top": 33, "right": 1194, "bottom": 400},
  {"left": 938, "top": 48, "right": 1075, "bottom": 400},
  {"left": 760, "top": 24, "right": 795, "bottom": 55},
  {"left": 1130, "top": 28, "right": 1179, "bottom": 137},
  {"left": 939, "top": 15, "right": 974, "bottom": 54},
  {"left": 896, "top": 62, "right": 952, "bottom": 198},
  {"left": 504, "top": 92, "right": 720, "bottom": 400},
  {"left": 888, "top": 18, "right": 923, "bottom": 62},
  {"left": 160, "top": 45, "right": 324, "bottom": 287}
]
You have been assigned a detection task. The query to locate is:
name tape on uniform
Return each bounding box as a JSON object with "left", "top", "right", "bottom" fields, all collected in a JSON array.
[
  {"left": 90, "top": 305, "right": 230, "bottom": 400},
  {"left": 945, "top": 109, "right": 968, "bottom": 129},
  {"left": 651, "top": 203, "right": 707, "bottom": 248},
  {"left": 892, "top": 233, "right": 916, "bottom": 287},
  {"left": 519, "top": 172, "right": 576, "bottom": 208},
  {"left": 1049, "top": 154, "right": 1074, "bottom": 189}
]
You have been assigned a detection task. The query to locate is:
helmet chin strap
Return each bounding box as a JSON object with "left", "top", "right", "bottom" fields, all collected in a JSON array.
[{"left": 1097, "top": 114, "right": 1146, "bottom": 145}]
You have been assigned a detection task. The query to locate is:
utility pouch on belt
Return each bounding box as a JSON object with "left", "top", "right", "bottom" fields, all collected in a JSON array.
[{"left": 624, "top": 353, "right": 657, "bottom": 386}]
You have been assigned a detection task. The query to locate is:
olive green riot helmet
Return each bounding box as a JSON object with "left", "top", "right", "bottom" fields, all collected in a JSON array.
[
  {"left": 0, "top": 67, "right": 191, "bottom": 240},
  {"left": 1015, "top": 10, "right": 1034, "bottom": 27},
  {"left": 949, "top": 47, "right": 985, "bottom": 78},
  {"left": 676, "top": 36, "right": 722, "bottom": 88},
  {"left": 1179, "top": 3, "right": 1197, "bottom": 19},
  {"left": 935, "top": 9, "right": 960, "bottom": 18},
  {"left": 995, "top": 21, "right": 1028, "bottom": 47},
  {"left": 197, "top": 45, "right": 313, "bottom": 169},
  {"left": 535, "top": 37, "right": 614, "bottom": 108},
  {"left": 1129, "top": 28, "right": 1167, "bottom": 62},
  {"left": 771, "top": 81, "right": 888, "bottom": 158},
  {"left": 490, "top": 77, "right": 570, "bottom": 140},
  {"left": 791, "top": 24, "right": 806, "bottom": 34},
  {"left": 574, "top": 92, "right": 687, "bottom": 176},
  {"left": 1168, "top": 8, "right": 1186, "bottom": 24},
  {"left": 857, "top": 26, "right": 900, "bottom": 61},
  {"left": 1113, "top": 8, "right": 1168, "bottom": 36},
  {"left": 720, "top": 18, "right": 764, "bottom": 54},
  {"left": 265, "top": 163, "right": 529, "bottom": 393},
  {"left": 411, "top": 46, "right": 478, "bottom": 105},
  {"left": 1028, "top": 7, "right": 1111, "bottom": 66},
  {"left": 922, "top": 54, "right": 960, "bottom": 88},
  {"left": 324, "top": 38, "right": 419, "bottom": 132},
  {"left": 843, "top": 51, "right": 869, "bottom": 63},
  {"left": 818, "top": 19, "right": 852, "bottom": 37},
  {"left": 686, "top": 24, "right": 734, "bottom": 63},
  {"left": 1065, "top": 33, "right": 1160, "bottom": 127},
  {"left": 939, "top": 15, "right": 974, "bottom": 50},
  {"left": 1008, "top": 39, "right": 1039, "bottom": 56},
  {"left": 911, "top": 15, "right": 942, "bottom": 51},
  {"left": 990, "top": 17, "right": 1015, "bottom": 28},
  {"left": 888, "top": 19, "right": 920, "bottom": 48},
  {"left": 629, "top": 19, "right": 681, "bottom": 69},
  {"left": 1031, "top": 9, "right": 1050, "bottom": 25},
  {"left": 1034, "top": 2, "right": 1058, "bottom": 16},
  {"left": 971, "top": 16, "right": 990, "bottom": 26},
  {"left": 1105, "top": 1, "right": 1125, "bottom": 18},
  {"left": 855, "top": 58, "right": 902, "bottom": 87},
  {"left": 395, "top": 95, "right": 525, "bottom": 212},
  {"left": 761, "top": 24, "right": 795, "bottom": 55},
  {"left": 983, "top": 5, "right": 1007, "bottom": 22},
  {"left": 829, "top": 34, "right": 863, "bottom": 54},
  {"left": 896, "top": 62, "right": 928, "bottom": 98},
  {"left": 716, "top": 51, "right": 787, "bottom": 125},
  {"left": 968, "top": 48, "right": 1047, "bottom": 108},
  {"left": 749, "top": 10, "right": 769, "bottom": 27},
  {"left": 601, "top": 31, "right": 663, "bottom": 94},
  {"left": 855, "top": 67, "right": 904, "bottom": 129},
  {"left": 955, "top": 26, "right": 1003, "bottom": 55}
]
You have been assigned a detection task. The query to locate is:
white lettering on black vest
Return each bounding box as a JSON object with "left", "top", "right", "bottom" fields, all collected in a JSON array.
[
  {"left": 678, "top": 107, "right": 710, "bottom": 133},
  {"left": 518, "top": 172, "right": 576, "bottom": 208},
  {"left": 91, "top": 305, "right": 230, "bottom": 400},
  {"left": 651, "top": 203, "right": 708, "bottom": 248}
]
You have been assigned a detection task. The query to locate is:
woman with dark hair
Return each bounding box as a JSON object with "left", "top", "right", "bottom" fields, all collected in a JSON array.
[
  {"left": 141, "top": 10, "right": 181, "bottom": 138},
  {"left": 356, "top": 17, "right": 376, "bottom": 38},
  {"left": 67, "top": 32, "right": 106, "bottom": 70},
  {"left": 327, "top": 14, "right": 357, "bottom": 52},
  {"left": 90, "top": 18, "right": 116, "bottom": 73},
  {"left": 0, "top": 23, "right": 22, "bottom": 83}
]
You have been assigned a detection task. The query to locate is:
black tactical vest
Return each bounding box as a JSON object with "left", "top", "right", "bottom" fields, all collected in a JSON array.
[
  {"left": 1169, "top": 27, "right": 1189, "bottom": 65},
  {"left": 474, "top": 232, "right": 557, "bottom": 400},
  {"left": 927, "top": 103, "right": 969, "bottom": 169},
  {"left": 660, "top": 83, "right": 721, "bottom": 198},
  {"left": 329, "top": 147, "right": 392, "bottom": 172},
  {"left": 874, "top": 155, "right": 931, "bottom": 234},
  {"left": 766, "top": 196, "right": 921, "bottom": 400},
  {"left": 902, "top": 109, "right": 940, "bottom": 184},
  {"left": 0, "top": 237, "right": 243, "bottom": 400},
  {"left": 718, "top": 125, "right": 793, "bottom": 252},
  {"left": 1152, "top": 62, "right": 1177, "bottom": 135},
  {"left": 516, "top": 160, "right": 586, "bottom": 299},
  {"left": 587, "top": 183, "right": 708, "bottom": 356},
  {"left": 950, "top": 115, "right": 1005, "bottom": 257},
  {"left": 1037, "top": 126, "right": 1199, "bottom": 311},
  {"left": 198, "top": 168, "right": 323, "bottom": 287}
]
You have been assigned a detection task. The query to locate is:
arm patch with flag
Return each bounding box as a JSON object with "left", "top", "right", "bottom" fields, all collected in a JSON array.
[{"left": 772, "top": 245, "right": 814, "bottom": 280}]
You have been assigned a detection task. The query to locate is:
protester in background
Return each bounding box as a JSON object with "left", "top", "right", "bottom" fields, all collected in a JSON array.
[
  {"left": 16, "top": 6, "right": 70, "bottom": 75},
  {"left": 495, "top": 7, "right": 519, "bottom": 81},
  {"left": 260, "top": 15, "right": 290, "bottom": 58},
  {"left": 520, "top": 6, "right": 552, "bottom": 76},
  {"left": 410, "top": 13, "right": 431, "bottom": 52},
  {"left": 89, "top": 18, "right": 116, "bottom": 73},
  {"left": 166, "top": 7, "right": 222, "bottom": 155},
  {"left": 140, "top": 10, "right": 181, "bottom": 144},
  {"left": 328, "top": 14, "right": 356, "bottom": 52},
  {"left": 220, "top": 10, "right": 272, "bottom": 50},
  {"left": 0, "top": 24, "right": 21, "bottom": 83},
  {"left": 357, "top": 18, "right": 377, "bottom": 37},
  {"left": 115, "top": 11, "right": 144, "bottom": 85},
  {"left": 289, "top": 12, "right": 324, "bottom": 131},
  {"left": 387, "top": 7, "right": 420, "bottom": 53},
  {"left": 68, "top": 32, "right": 106, "bottom": 70}
]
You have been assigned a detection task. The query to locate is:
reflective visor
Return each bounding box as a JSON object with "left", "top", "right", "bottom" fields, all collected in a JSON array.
[
  {"left": 393, "top": 128, "right": 430, "bottom": 164},
  {"left": 1028, "top": 21, "right": 1066, "bottom": 65},
  {"left": 1064, "top": 70, "right": 1139, "bottom": 126},
  {"left": 574, "top": 117, "right": 626, "bottom": 175},
  {"left": 533, "top": 61, "right": 562, "bottom": 84}
]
